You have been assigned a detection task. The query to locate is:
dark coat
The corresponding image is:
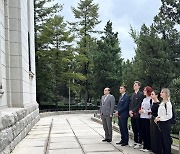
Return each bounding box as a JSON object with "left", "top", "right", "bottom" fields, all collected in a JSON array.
[
  {"left": 129, "top": 91, "right": 144, "bottom": 118},
  {"left": 117, "top": 93, "right": 130, "bottom": 118}
]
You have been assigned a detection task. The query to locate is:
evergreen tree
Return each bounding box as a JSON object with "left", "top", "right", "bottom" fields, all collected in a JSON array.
[
  {"left": 130, "top": 24, "right": 174, "bottom": 90},
  {"left": 39, "top": 15, "right": 75, "bottom": 104},
  {"left": 71, "top": 0, "right": 101, "bottom": 108},
  {"left": 122, "top": 60, "right": 135, "bottom": 94},
  {"left": 34, "top": 0, "right": 62, "bottom": 103},
  {"left": 160, "top": 0, "right": 180, "bottom": 24},
  {"left": 153, "top": 2, "right": 180, "bottom": 78},
  {"left": 94, "top": 21, "right": 123, "bottom": 100},
  {"left": 34, "top": 0, "right": 62, "bottom": 51}
]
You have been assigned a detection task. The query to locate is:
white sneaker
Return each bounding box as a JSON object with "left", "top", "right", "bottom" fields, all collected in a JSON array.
[
  {"left": 143, "top": 149, "right": 150, "bottom": 152},
  {"left": 134, "top": 143, "right": 141, "bottom": 149},
  {"left": 129, "top": 144, "right": 134, "bottom": 147}
]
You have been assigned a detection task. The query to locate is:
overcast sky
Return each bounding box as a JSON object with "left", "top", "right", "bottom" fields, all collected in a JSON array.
[{"left": 55, "top": 0, "right": 162, "bottom": 60}]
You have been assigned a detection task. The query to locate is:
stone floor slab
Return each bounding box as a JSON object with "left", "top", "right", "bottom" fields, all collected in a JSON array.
[
  {"left": 10, "top": 114, "right": 152, "bottom": 154},
  {"left": 87, "top": 152, "right": 122, "bottom": 154},
  {"left": 50, "top": 133, "right": 74, "bottom": 137},
  {"left": 28, "top": 130, "right": 49, "bottom": 135},
  {"left": 79, "top": 138, "right": 106, "bottom": 145},
  {"left": 49, "top": 149, "right": 83, "bottom": 154},
  {"left": 25, "top": 134, "right": 48, "bottom": 139},
  {"left": 49, "top": 142, "right": 80, "bottom": 149},
  {"left": 77, "top": 135, "right": 101, "bottom": 139},
  {"left": 11, "top": 147, "right": 44, "bottom": 154},
  {"left": 50, "top": 136, "right": 76, "bottom": 142},
  {"left": 13, "top": 139, "right": 45, "bottom": 147},
  {"left": 82, "top": 144, "right": 117, "bottom": 152}
]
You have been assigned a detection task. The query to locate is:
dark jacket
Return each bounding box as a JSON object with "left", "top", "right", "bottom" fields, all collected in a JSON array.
[
  {"left": 129, "top": 91, "right": 144, "bottom": 118},
  {"left": 117, "top": 93, "right": 130, "bottom": 118}
]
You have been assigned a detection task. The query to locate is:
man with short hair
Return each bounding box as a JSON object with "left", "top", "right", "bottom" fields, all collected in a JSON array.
[
  {"left": 129, "top": 81, "right": 144, "bottom": 148},
  {"left": 100, "top": 87, "right": 115, "bottom": 142},
  {"left": 116, "top": 85, "right": 130, "bottom": 146}
]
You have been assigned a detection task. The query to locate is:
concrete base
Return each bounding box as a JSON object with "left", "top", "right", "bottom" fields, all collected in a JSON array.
[{"left": 0, "top": 104, "right": 40, "bottom": 153}]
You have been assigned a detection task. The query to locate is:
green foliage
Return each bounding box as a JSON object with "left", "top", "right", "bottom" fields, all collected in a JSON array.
[
  {"left": 169, "top": 78, "right": 180, "bottom": 134},
  {"left": 34, "top": 0, "right": 180, "bottom": 118},
  {"left": 71, "top": 0, "right": 101, "bottom": 36},
  {"left": 122, "top": 60, "right": 135, "bottom": 94},
  {"left": 34, "top": 0, "right": 62, "bottom": 51},
  {"left": 70, "top": 0, "right": 101, "bottom": 106},
  {"left": 160, "top": 0, "right": 180, "bottom": 24},
  {"left": 130, "top": 24, "right": 174, "bottom": 90},
  {"left": 169, "top": 77, "right": 180, "bottom": 106},
  {"left": 93, "top": 21, "right": 123, "bottom": 100},
  {"left": 153, "top": 2, "right": 180, "bottom": 79},
  {"left": 35, "top": 1, "right": 77, "bottom": 103}
]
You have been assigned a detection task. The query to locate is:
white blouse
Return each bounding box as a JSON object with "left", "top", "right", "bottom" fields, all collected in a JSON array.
[
  {"left": 140, "top": 97, "right": 151, "bottom": 119},
  {"left": 157, "top": 101, "right": 172, "bottom": 121}
]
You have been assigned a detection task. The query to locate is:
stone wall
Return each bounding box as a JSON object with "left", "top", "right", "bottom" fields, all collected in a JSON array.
[{"left": 0, "top": 105, "right": 40, "bottom": 154}]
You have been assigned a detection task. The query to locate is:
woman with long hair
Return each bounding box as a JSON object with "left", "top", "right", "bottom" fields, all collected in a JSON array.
[
  {"left": 150, "top": 90, "right": 161, "bottom": 154},
  {"left": 154, "top": 88, "right": 172, "bottom": 154}
]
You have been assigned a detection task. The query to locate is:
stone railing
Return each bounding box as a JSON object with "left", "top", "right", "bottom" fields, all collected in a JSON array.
[{"left": 0, "top": 104, "right": 40, "bottom": 153}]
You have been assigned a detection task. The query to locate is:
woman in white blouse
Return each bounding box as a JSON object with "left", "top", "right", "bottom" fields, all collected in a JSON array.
[
  {"left": 154, "top": 88, "right": 172, "bottom": 154},
  {"left": 139, "top": 86, "right": 153, "bottom": 152}
]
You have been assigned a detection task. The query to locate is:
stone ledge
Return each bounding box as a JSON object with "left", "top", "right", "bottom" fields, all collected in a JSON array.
[
  {"left": 40, "top": 110, "right": 99, "bottom": 118},
  {"left": 0, "top": 104, "right": 39, "bottom": 131},
  {"left": 91, "top": 116, "right": 179, "bottom": 154},
  {"left": 0, "top": 105, "right": 40, "bottom": 153}
]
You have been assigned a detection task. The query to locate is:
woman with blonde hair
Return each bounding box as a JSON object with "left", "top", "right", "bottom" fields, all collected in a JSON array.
[{"left": 154, "top": 88, "right": 172, "bottom": 154}]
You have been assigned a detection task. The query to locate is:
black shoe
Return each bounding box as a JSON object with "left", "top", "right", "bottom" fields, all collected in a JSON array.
[
  {"left": 102, "top": 139, "right": 108, "bottom": 142},
  {"left": 121, "top": 143, "right": 128, "bottom": 146},
  {"left": 116, "top": 141, "right": 123, "bottom": 145},
  {"left": 107, "top": 139, "right": 112, "bottom": 142}
]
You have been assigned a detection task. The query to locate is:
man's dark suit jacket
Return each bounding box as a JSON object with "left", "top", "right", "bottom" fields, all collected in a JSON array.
[
  {"left": 117, "top": 93, "right": 130, "bottom": 118},
  {"left": 129, "top": 91, "right": 144, "bottom": 118}
]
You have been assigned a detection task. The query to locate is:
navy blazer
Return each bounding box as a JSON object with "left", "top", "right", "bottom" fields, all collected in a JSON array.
[{"left": 117, "top": 93, "right": 130, "bottom": 118}]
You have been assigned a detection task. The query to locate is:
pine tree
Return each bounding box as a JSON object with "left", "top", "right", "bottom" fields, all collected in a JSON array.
[
  {"left": 71, "top": 0, "right": 101, "bottom": 108},
  {"left": 130, "top": 24, "right": 174, "bottom": 90},
  {"left": 94, "top": 21, "right": 123, "bottom": 100},
  {"left": 34, "top": 0, "right": 62, "bottom": 103}
]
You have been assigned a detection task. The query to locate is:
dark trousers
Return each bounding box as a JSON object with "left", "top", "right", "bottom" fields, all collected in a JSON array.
[
  {"left": 118, "top": 116, "right": 129, "bottom": 144},
  {"left": 131, "top": 117, "right": 142, "bottom": 144},
  {"left": 159, "top": 120, "right": 171, "bottom": 154},
  {"left": 150, "top": 118, "right": 162, "bottom": 154},
  {"left": 101, "top": 115, "right": 112, "bottom": 140},
  {"left": 141, "top": 118, "right": 151, "bottom": 150}
]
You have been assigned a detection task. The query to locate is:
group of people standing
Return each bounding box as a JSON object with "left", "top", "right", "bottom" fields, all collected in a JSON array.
[{"left": 100, "top": 81, "right": 173, "bottom": 154}]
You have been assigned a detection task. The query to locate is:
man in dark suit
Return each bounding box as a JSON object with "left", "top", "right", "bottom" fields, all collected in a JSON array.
[
  {"left": 100, "top": 87, "right": 115, "bottom": 142},
  {"left": 129, "top": 81, "right": 144, "bottom": 148},
  {"left": 116, "top": 85, "right": 130, "bottom": 146}
]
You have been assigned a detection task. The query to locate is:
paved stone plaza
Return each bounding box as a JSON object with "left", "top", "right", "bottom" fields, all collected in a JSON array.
[{"left": 10, "top": 114, "right": 148, "bottom": 154}]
